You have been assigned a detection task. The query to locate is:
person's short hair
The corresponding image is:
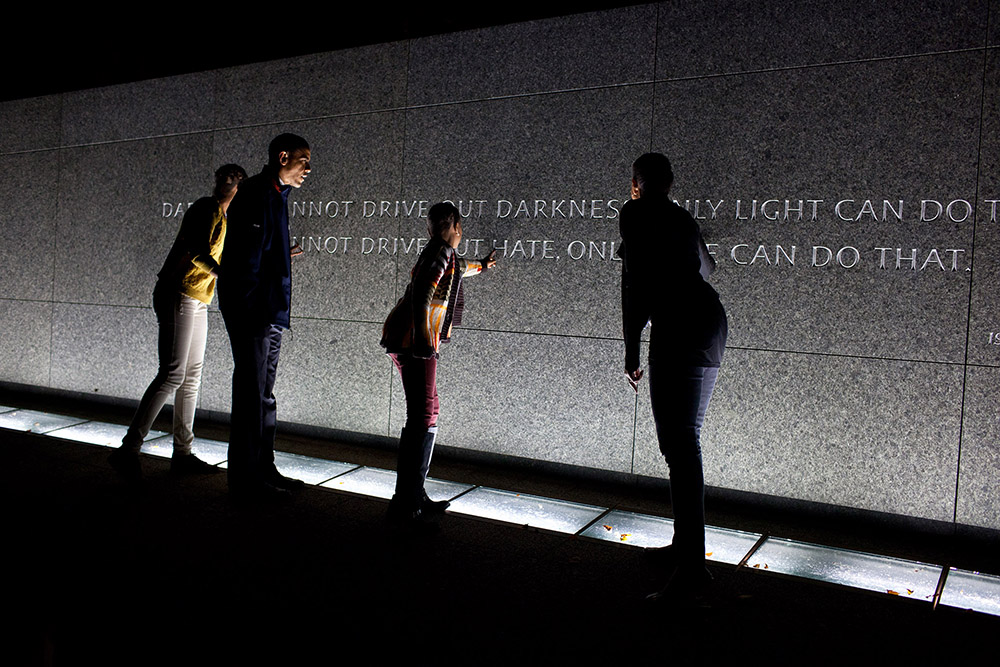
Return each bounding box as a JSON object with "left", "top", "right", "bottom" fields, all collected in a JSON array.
[
  {"left": 632, "top": 152, "right": 674, "bottom": 195},
  {"left": 214, "top": 163, "right": 247, "bottom": 198},
  {"left": 427, "top": 202, "right": 461, "bottom": 238},
  {"left": 268, "top": 133, "right": 310, "bottom": 167}
]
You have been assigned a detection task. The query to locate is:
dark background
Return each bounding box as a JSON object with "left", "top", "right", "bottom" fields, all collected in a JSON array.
[{"left": 3, "top": 2, "right": 644, "bottom": 102}]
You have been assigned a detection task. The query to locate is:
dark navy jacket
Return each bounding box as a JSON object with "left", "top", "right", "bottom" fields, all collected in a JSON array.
[
  {"left": 619, "top": 194, "right": 727, "bottom": 370},
  {"left": 217, "top": 165, "right": 293, "bottom": 332}
]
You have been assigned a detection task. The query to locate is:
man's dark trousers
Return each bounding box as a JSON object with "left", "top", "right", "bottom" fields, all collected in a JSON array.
[
  {"left": 648, "top": 361, "right": 719, "bottom": 571},
  {"left": 226, "top": 323, "right": 283, "bottom": 491}
]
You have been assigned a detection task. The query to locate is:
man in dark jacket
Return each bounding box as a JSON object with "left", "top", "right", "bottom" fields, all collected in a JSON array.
[
  {"left": 218, "top": 133, "right": 310, "bottom": 501},
  {"left": 619, "top": 152, "right": 727, "bottom": 601}
]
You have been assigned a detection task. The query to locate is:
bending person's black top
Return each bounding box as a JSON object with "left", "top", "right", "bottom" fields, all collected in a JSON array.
[{"left": 619, "top": 193, "right": 727, "bottom": 370}]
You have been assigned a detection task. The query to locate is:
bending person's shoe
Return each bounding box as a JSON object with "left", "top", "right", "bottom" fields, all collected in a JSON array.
[
  {"left": 170, "top": 452, "right": 220, "bottom": 475},
  {"left": 109, "top": 447, "right": 142, "bottom": 482}
]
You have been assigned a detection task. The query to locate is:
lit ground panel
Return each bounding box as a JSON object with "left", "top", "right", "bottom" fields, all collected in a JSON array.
[
  {"left": 0, "top": 409, "right": 86, "bottom": 434},
  {"left": 748, "top": 537, "right": 942, "bottom": 600},
  {"left": 47, "top": 421, "right": 167, "bottom": 447},
  {"left": 321, "top": 465, "right": 473, "bottom": 501},
  {"left": 447, "top": 487, "right": 606, "bottom": 534},
  {"left": 0, "top": 405, "right": 13, "bottom": 413},
  {"left": 215, "top": 451, "right": 360, "bottom": 486},
  {"left": 703, "top": 525, "right": 766, "bottom": 565},
  {"left": 142, "top": 436, "right": 229, "bottom": 466},
  {"left": 581, "top": 510, "right": 762, "bottom": 564},
  {"left": 273, "top": 451, "right": 358, "bottom": 485},
  {"left": 939, "top": 568, "right": 1000, "bottom": 617},
  {"left": 581, "top": 509, "right": 673, "bottom": 547}
]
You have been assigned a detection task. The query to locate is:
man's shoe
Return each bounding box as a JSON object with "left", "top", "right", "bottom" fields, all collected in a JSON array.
[
  {"left": 170, "top": 453, "right": 220, "bottom": 475},
  {"left": 643, "top": 544, "right": 676, "bottom": 569},
  {"left": 386, "top": 494, "right": 422, "bottom": 524},
  {"left": 258, "top": 482, "right": 293, "bottom": 502},
  {"left": 645, "top": 566, "right": 713, "bottom": 605},
  {"left": 268, "top": 471, "right": 305, "bottom": 491},
  {"left": 230, "top": 481, "right": 292, "bottom": 505},
  {"left": 420, "top": 491, "right": 450, "bottom": 516},
  {"left": 108, "top": 448, "right": 142, "bottom": 481}
]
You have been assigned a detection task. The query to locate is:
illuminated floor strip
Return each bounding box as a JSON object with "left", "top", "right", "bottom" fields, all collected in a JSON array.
[
  {"left": 581, "top": 510, "right": 763, "bottom": 566},
  {"left": 939, "top": 568, "right": 1000, "bottom": 616},
  {"left": 447, "top": 487, "right": 606, "bottom": 534},
  {"left": 143, "top": 435, "right": 230, "bottom": 465},
  {"left": 746, "top": 536, "right": 942, "bottom": 600},
  {"left": 581, "top": 508, "right": 675, "bottom": 547},
  {"left": 2, "top": 407, "right": 999, "bottom": 616},
  {"left": 271, "top": 451, "right": 359, "bottom": 485},
  {"left": 0, "top": 409, "right": 87, "bottom": 434},
  {"left": 48, "top": 420, "right": 166, "bottom": 447},
  {"left": 321, "top": 465, "right": 474, "bottom": 502}
]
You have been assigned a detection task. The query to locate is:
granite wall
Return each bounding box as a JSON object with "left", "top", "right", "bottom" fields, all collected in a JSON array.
[{"left": 1, "top": 1, "right": 998, "bottom": 529}]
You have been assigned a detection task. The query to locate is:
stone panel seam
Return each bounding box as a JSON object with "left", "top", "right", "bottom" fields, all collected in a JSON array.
[
  {"left": 988, "top": 1, "right": 996, "bottom": 48},
  {"left": 653, "top": 0, "right": 664, "bottom": 82},
  {"left": 30, "top": 305, "right": 1000, "bottom": 370},
  {"left": 0, "top": 297, "right": 57, "bottom": 306},
  {"left": 200, "top": 104, "right": 225, "bottom": 416},
  {"left": 651, "top": 46, "right": 991, "bottom": 85},
  {"left": 964, "top": 361, "right": 1000, "bottom": 369},
  {"left": 953, "top": 366, "right": 970, "bottom": 526},
  {"left": 320, "top": 45, "right": 1000, "bottom": 115},
  {"left": 41, "top": 301, "right": 151, "bottom": 311},
  {"left": 452, "top": 327, "right": 621, "bottom": 342},
  {"left": 0, "top": 146, "right": 65, "bottom": 157},
  {"left": 10, "top": 46, "right": 996, "bottom": 157},
  {"left": 6, "top": 52, "right": 1000, "bottom": 159},
  {"left": 629, "top": 390, "right": 639, "bottom": 475},
  {"left": 4, "top": 108, "right": 407, "bottom": 153},
  {"left": 283, "top": 319, "right": 623, "bottom": 341},
  {"left": 290, "top": 315, "right": 383, "bottom": 326},
  {"left": 647, "top": 3, "right": 659, "bottom": 153},
  {"left": 387, "top": 40, "right": 415, "bottom": 438},
  {"left": 962, "top": 44, "right": 992, "bottom": 371},
  {"left": 952, "top": 43, "right": 993, "bottom": 525},
  {"left": 211, "top": 67, "right": 224, "bottom": 130},
  {"left": 6, "top": 87, "right": 655, "bottom": 155},
  {"left": 390, "top": 80, "right": 656, "bottom": 112},
  {"left": 47, "top": 136, "right": 64, "bottom": 389},
  {"left": 9, "top": 129, "right": 219, "bottom": 153},
  {"left": 723, "top": 345, "right": 978, "bottom": 368}
]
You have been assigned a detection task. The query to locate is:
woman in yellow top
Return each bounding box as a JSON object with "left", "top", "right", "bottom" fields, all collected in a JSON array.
[{"left": 109, "top": 164, "right": 246, "bottom": 480}]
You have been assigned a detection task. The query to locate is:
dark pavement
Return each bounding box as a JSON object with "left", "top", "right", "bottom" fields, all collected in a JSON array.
[{"left": 2, "top": 396, "right": 998, "bottom": 665}]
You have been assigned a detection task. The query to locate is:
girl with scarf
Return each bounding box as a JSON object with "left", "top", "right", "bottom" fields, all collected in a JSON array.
[{"left": 380, "top": 202, "right": 497, "bottom": 522}]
